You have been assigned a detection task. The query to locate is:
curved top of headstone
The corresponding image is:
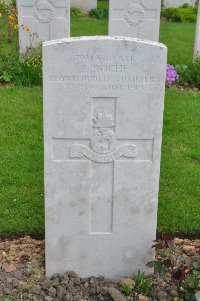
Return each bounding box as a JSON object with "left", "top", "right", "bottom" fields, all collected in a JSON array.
[{"left": 43, "top": 36, "right": 167, "bottom": 50}]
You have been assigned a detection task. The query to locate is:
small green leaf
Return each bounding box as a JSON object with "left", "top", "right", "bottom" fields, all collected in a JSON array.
[
  {"left": 154, "top": 261, "right": 163, "bottom": 271},
  {"left": 167, "top": 240, "right": 176, "bottom": 251},
  {"left": 159, "top": 267, "right": 167, "bottom": 277},
  {"left": 195, "top": 291, "right": 200, "bottom": 301},
  {"left": 177, "top": 255, "right": 186, "bottom": 263},
  {"left": 192, "top": 260, "right": 200, "bottom": 269},
  {"left": 187, "top": 274, "right": 196, "bottom": 284},
  {"left": 146, "top": 261, "right": 155, "bottom": 268},
  {"left": 163, "top": 259, "right": 171, "bottom": 267},
  {"left": 5, "top": 297, "right": 13, "bottom": 301}
]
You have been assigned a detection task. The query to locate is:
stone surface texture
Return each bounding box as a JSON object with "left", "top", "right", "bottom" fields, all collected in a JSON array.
[
  {"left": 163, "top": 0, "right": 195, "bottom": 8},
  {"left": 43, "top": 36, "right": 167, "bottom": 279},
  {"left": 194, "top": 0, "right": 200, "bottom": 60},
  {"left": 17, "top": 0, "right": 70, "bottom": 53},
  {"left": 70, "top": 0, "right": 97, "bottom": 13},
  {"left": 109, "top": 0, "right": 161, "bottom": 42}
]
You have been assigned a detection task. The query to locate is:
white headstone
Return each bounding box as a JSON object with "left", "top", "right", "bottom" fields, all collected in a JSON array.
[
  {"left": 194, "top": 0, "right": 200, "bottom": 60},
  {"left": 109, "top": 0, "right": 161, "bottom": 41},
  {"left": 163, "top": 0, "right": 195, "bottom": 8},
  {"left": 17, "top": 0, "right": 70, "bottom": 53},
  {"left": 43, "top": 36, "right": 167, "bottom": 279},
  {"left": 70, "top": 0, "right": 97, "bottom": 13}
]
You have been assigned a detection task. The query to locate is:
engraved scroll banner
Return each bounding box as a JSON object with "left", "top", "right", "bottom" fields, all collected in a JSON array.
[{"left": 70, "top": 144, "right": 137, "bottom": 163}]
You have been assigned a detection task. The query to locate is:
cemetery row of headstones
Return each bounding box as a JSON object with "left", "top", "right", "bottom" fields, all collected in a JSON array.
[
  {"left": 17, "top": 0, "right": 200, "bottom": 59},
  {"left": 163, "top": 0, "right": 196, "bottom": 8},
  {"left": 15, "top": 0, "right": 198, "bottom": 279}
]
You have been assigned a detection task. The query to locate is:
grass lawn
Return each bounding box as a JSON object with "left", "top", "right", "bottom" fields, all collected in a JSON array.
[
  {"left": 0, "top": 87, "right": 44, "bottom": 235},
  {"left": 0, "top": 87, "right": 200, "bottom": 235},
  {"left": 159, "top": 89, "right": 200, "bottom": 235},
  {"left": 159, "top": 22, "right": 196, "bottom": 66},
  {"left": 0, "top": 2, "right": 199, "bottom": 235},
  {"left": 71, "top": 18, "right": 108, "bottom": 36},
  {"left": 98, "top": 0, "right": 109, "bottom": 9}
]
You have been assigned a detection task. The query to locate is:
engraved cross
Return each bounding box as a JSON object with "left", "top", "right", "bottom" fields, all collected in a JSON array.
[
  {"left": 53, "top": 97, "right": 153, "bottom": 234},
  {"left": 19, "top": 0, "right": 68, "bottom": 43},
  {"left": 110, "top": 0, "right": 158, "bottom": 38}
]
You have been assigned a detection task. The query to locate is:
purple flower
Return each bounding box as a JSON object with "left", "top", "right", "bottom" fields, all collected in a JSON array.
[{"left": 166, "top": 64, "right": 179, "bottom": 85}]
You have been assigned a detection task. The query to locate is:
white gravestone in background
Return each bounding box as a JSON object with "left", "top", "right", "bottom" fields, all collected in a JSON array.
[
  {"left": 194, "top": 0, "right": 200, "bottom": 60},
  {"left": 43, "top": 36, "right": 167, "bottom": 279},
  {"left": 17, "top": 0, "right": 70, "bottom": 53},
  {"left": 163, "top": 0, "right": 195, "bottom": 8},
  {"left": 70, "top": 0, "right": 97, "bottom": 13},
  {"left": 109, "top": 0, "right": 161, "bottom": 41}
]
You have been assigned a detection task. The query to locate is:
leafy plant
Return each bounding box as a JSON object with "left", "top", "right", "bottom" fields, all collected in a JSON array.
[
  {"left": 71, "top": 7, "right": 83, "bottom": 18},
  {"left": 162, "top": 7, "right": 179, "bottom": 21},
  {"left": 18, "top": 45, "right": 43, "bottom": 87},
  {"left": 120, "top": 282, "right": 133, "bottom": 296},
  {"left": 0, "top": 0, "right": 42, "bottom": 86},
  {"left": 5, "top": 297, "right": 13, "bottom": 301},
  {"left": 0, "top": 70, "right": 12, "bottom": 82},
  {"left": 147, "top": 236, "right": 200, "bottom": 301},
  {"left": 0, "top": 1, "right": 19, "bottom": 79},
  {"left": 175, "top": 64, "right": 188, "bottom": 82},
  {"left": 176, "top": 59, "right": 200, "bottom": 89},
  {"left": 133, "top": 271, "right": 153, "bottom": 296},
  {"left": 89, "top": 8, "right": 108, "bottom": 19},
  {"left": 161, "top": 5, "right": 197, "bottom": 23}
]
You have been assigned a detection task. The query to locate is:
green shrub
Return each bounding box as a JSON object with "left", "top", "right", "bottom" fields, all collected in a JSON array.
[
  {"left": 188, "top": 59, "right": 200, "bottom": 89},
  {"left": 176, "top": 59, "right": 200, "bottom": 88},
  {"left": 161, "top": 7, "right": 180, "bottom": 22},
  {"left": 70, "top": 7, "right": 83, "bottom": 18},
  {"left": 0, "top": 56, "right": 21, "bottom": 83},
  {"left": 17, "top": 45, "right": 43, "bottom": 87},
  {"left": 0, "top": 1, "right": 20, "bottom": 83},
  {"left": 0, "top": 45, "right": 42, "bottom": 87},
  {"left": 175, "top": 64, "right": 190, "bottom": 86},
  {"left": 0, "top": 1, "right": 42, "bottom": 87},
  {"left": 176, "top": 7, "right": 197, "bottom": 22},
  {"left": 161, "top": 5, "right": 197, "bottom": 23},
  {"left": 89, "top": 8, "right": 108, "bottom": 19}
]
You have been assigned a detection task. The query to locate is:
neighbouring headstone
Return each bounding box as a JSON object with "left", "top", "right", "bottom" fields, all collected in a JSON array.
[
  {"left": 109, "top": 0, "right": 161, "bottom": 41},
  {"left": 70, "top": 0, "right": 97, "bottom": 14},
  {"left": 163, "top": 0, "right": 195, "bottom": 8},
  {"left": 194, "top": 0, "right": 200, "bottom": 60},
  {"left": 17, "top": 0, "right": 70, "bottom": 53},
  {"left": 43, "top": 36, "right": 167, "bottom": 279}
]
